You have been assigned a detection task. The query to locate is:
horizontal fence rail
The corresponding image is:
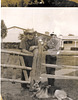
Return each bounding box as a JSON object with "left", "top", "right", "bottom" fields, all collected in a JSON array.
[
  {"left": 42, "top": 63, "right": 78, "bottom": 69},
  {"left": 1, "top": 49, "right": 33, "bottom": 84},
  {"left": 1, "top": 64, "right": 32, "bottom": 70},
  {"left": 42, "top": 50, "right": 78, "bottom": 56},
  {"left": 1, "top": 78, "right": 30, "bottom": 84},
  {"left": 58, "top": 51, "right": 78, "bottom": 56},
  {"left": 1, "top": 49, "right": 33, "bottom": 56},
  {"left": 1, "top": 47, "right": 78, "bottom": 84},
  {"left": 41, "top": 74, "right": 78, "bottom": 80}
]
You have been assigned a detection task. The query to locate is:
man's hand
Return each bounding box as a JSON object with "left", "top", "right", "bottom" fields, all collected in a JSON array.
[
  {"left": 21, "top": 49, "right": 30, "bottom": 53},
  {"left": 29, "top": 46, "right": 38, "bottom": 52},
  {"left": 43, "top": 45, "right": 49, "bottom": 51}
]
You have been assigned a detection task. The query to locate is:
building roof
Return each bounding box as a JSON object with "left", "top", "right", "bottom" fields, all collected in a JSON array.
[
  {"left": 3, "top": 26, "right": 51, "bottom": 43},
  {"left": 7, "top": 26, "right": 26, "bottom": 30},
  {"left": 7, "top": 26, "right": 50, "bottom": 37},
  {"left": 61, "top": 36, "right": 78, "bottom": 41}
]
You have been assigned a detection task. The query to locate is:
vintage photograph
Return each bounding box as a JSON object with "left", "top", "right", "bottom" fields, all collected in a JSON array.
[
  {"left": 1, "top": 8, "right": 78, "bottom": 100},
  {"left": 1, "top": 0, "right": 78, "bottom": 7}
]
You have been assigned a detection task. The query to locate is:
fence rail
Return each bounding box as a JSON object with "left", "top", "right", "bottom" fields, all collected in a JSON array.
[
  {"left": 1, "top": 44, "right": 78, "bottom": 85},
  {"left": 42, "top": 63, "right": 78, "bottom": 69},
  {"left": 1, "top": 78, "right": 30, "bottom": 84},
  {"left": 1, "top": 49, "right": 33, "bottom": 56},
  {"left": 1, "top": 64, "right": 32, "bottom": 70},
  {"left": 1, "top": 49, "right": 32, "bottom": 84},
  {"left": 41, "top": 74, "right": 78, "bottom": 80}
]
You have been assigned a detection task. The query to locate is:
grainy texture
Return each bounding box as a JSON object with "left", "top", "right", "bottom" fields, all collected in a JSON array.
[
  {"left": 1, "top": 0, "right": 78, "bottom": 7},
  {"left": 1, "top": 52, "right": 78, "bottom": 100}
]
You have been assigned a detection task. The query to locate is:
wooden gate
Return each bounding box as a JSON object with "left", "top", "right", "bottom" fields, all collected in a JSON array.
[{"left": 1, "top": 49, "right": 33, "bottom": 84}]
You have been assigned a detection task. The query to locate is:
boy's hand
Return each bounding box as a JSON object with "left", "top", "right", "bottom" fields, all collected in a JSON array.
[
  {"left": 43, "top": 45, "right": 49, "bottom": 51},
  {"left": 29, "top": 46, "right": 38, "bottom": 52}
]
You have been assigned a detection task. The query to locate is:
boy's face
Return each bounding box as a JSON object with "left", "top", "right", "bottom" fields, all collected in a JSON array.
[{"left": 27, "top": 33, "right": 34, "bottom": 40}]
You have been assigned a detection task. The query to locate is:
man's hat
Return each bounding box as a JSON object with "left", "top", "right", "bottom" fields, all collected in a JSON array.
[
  {"left": 50, "top": 33, "right": 57, "bottom": 37},
  {"left": 24, "top": 29, "right": 35, "bottom": 35}
]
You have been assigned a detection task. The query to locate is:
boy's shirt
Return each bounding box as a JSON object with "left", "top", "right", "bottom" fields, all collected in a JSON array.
[{"left": 45, "top": 37, "right": 60, "bottom": 56}]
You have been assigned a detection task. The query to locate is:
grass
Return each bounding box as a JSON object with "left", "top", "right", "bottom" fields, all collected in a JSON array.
[{"left": 1, "top": 50, "right": 78, "bottom": 100}]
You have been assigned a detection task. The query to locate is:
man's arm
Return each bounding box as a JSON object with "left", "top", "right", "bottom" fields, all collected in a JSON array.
[
  {"left": 20, "top": 38, "right": 31, "bottom": 53},
  {"left": 29, "top": 46, "right": 38, "bottom": 52},
  {"left": 21, "top": 49, "right": 30, "bottom": 53},
  {"left": 43, "top": 37, "right": 60, "bottom": 51}
]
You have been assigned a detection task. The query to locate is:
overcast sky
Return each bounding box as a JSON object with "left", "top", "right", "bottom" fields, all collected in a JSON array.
[{"left": 1, "top": 8, "right": 78, "bottom": 36}]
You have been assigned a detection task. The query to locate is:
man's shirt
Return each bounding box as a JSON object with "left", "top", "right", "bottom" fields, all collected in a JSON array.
[{"left": 20, "top": 37, "right": 38, "bottom": 51}]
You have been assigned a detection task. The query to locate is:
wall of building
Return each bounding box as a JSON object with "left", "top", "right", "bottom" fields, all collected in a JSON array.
[
  {"left": 3, "top": 28, "right": 24, "bottom": 43},
  {"left": 62, "top": 41, "right": 78, "bottom": 50}
]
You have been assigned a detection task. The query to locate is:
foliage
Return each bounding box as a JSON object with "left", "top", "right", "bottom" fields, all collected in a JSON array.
[
  {"left": 1, "top": 20, "right": 7, "bottom": 39},
  {"left": 68, "top": 34, "right": 74, "bottom": 36},
  {"left": 1, "top": 0, "right": 30, "bottom": 7},
  {"left": 18, "top": 34, "right": 25, "bottom": 40},
  {"left": 3, "top": 42, "right": 20, "bottom": 49}
]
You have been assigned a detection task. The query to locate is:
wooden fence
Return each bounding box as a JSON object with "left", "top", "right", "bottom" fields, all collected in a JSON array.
[
  {"left": 1, "top": 41, "right": 78, "bottom": 86},
  {"left": 41, "top": 63, "right": 78, "bottom": 80},
  {"left": 1, "top": 49, "right": 33, "bottom": 84},
  {"left": 1, "top": 41, "right": 44, "bottom": 84}
]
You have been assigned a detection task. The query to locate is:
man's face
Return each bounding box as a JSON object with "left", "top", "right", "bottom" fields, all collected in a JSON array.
[
  {"left": 52, "top": 35, "right": 57, "bottom": 38},
  {"left": 27, "top": 33, "right": 34, "bottom": 40}
]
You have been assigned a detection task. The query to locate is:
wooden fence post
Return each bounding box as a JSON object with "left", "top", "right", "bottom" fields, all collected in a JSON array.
[
  {"left": 36, "top": 40, "right": 43, "bottom": 80},
  {"left": 30, "top": 40, "right": 43, "bottom": 82},
  {"left": 19, "top": 56, "right": 29, "bottom": 81}
]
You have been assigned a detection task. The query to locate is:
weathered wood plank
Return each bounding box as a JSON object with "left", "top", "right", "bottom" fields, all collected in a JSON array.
[
  {"left": 1, "top": 49, "right": 33, "bottom": 56},
  {"left": 30, "top": 41, "right": 43, "bottom": 81},
  {"left": 42, "top": 50, "right": 78, "bottom": 56},
  {"left": 41, "top": 74, "right": 78, "bottom": 80},
  {"left": 42, "top": 63, "right": 78, "bottom": 69},
  {"left": 30, "top": 50, "right": 37, "bottom": 82},
  {"left": 1, "top": 78, "right": 30, "bottom": 84},
  {"left": 41, "top": 51, "right": 46, "bottom": 74},
  {"left": 19, "top": 56, "right": 29, "bottom": 81},
  {"left": 1, "top": 64, "right": 32, "bottom": 70},
  {"left": 36, "top": 41, "right": 43, "bottom": 79}
]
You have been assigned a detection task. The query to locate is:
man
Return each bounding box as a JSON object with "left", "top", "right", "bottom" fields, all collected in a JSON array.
[
  {"left": 44, "top": 34, "right": 60, "bottom": 94},
  {"left": 20, "top": 30, "right": 38, "bottom": 53},
  {"left": 20, "top": 29, "right": 38, "bottom": 88}
]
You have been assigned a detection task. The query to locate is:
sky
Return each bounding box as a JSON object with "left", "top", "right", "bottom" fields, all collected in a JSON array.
[{"left": 1, "top": 8, "right": 78, "bottom": 36}]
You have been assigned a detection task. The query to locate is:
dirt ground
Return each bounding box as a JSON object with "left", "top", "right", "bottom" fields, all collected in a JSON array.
[{"left": 1, "top": 79, "right": 78, "bottom": 100}]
